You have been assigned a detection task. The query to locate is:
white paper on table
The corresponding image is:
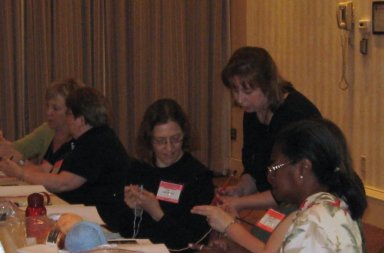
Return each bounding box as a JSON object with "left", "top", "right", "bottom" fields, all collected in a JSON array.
[
  {"left": 0, "top": 171, "right": 19, "bottom": 186},
  {"left": 0, "top": 185, "right": 49, "bottom": 197},
  {"left": 46, "top": 204, "right": 105, "bottom": 224},
  {"left": 16, "top": 244, "right": 68, "bottom": 253}
]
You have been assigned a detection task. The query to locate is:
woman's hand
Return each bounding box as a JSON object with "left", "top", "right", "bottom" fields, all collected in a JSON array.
[
  {"left": 218, "top": 174, "right": 258, "bottom": 197},
  {"left": 124, "top": 185, "right": 164, "bottom": 221},
  {"left": 124, "top": 184, "right": 140, "bottom": 209},
  {"left": 191, "top": 205, "right": 235, "bottom": 233},
  {"left": 214, "top": 194, "right": 242, "bottom": 213},
  {"left": 0, "top": 157, "right": 24, "bottom": 179},
  {"left": 216, "top": 184, "right": 243, "bottom": 197},
  {"left": 188, "top": 239, "right": 230, "bottom": 252},
  {"left": 139, "top": 189, "right": 164, "bottom": 221},
  {"left": 0, "top": 131, "right": 24, "bottom": 163}
]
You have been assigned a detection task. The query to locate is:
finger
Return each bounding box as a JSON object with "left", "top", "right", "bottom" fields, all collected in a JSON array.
[
  {"left": 124, "top": 186, "right": 133, "bottom": 196},
  {"left": 141, "top": 190, "right": 155, "bottom": 199},
  {"left": 188, "top": 243, "right": 207, "bottom": 251},
  {"left": 211, "top": 239, "right": 229, "bottom": 250},
  {"left": 214, "top": 195, "right": 225, "bottom": 205},
  {"left": 127, "top": 187, "right": 142, "bottom": 196},
  {"left": 191, "top": 205, "right": 212, "bottom": 216},
  {"left": 216, "top": 187, "right": 226, "bottom": 195},
  {"left": 0, "top": 157, "right": 12, "bottom": 164}
]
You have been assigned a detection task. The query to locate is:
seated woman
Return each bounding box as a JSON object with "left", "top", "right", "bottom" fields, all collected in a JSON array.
[
  {"left": 0, "top": 78, "right": 84, "bottom": 173},
  {"left": 191, "top": 118, "right": 367, "bottom": 253},
  {"left": 119, "top": 98, "right": 214, "bottom": 251},
  {"left": 0, "top": 87, "right": 131, "bottom": 232}
]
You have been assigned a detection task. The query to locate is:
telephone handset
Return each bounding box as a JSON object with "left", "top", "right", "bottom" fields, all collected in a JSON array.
[{"left": 337, "top": 1, "right": 353, "bottom": 31}]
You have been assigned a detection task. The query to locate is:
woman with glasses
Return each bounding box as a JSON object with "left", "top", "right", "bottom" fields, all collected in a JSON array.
[
  {"left": 191, "top": 119, "right": 367, "bottom": 252},
  {"left": 119, "top": 98, "right": 214, "bottom": 252}
]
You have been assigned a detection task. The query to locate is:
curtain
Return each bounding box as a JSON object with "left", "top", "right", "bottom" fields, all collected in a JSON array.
[{"left": 0, "top": 0, "right": 231, "bottom": 171}]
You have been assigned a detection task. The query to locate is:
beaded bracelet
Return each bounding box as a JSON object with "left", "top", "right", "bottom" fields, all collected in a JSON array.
[{"left": 223, "top": 219, "right": 236, "bottom": 237}]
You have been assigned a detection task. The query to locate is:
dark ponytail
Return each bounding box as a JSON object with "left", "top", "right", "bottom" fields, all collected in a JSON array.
[
  {"left": 324, "top": 120, "right": 367, "bottom": 219},
  {"left": 275, "top": 119, "right": 367, "bottom": 219}
]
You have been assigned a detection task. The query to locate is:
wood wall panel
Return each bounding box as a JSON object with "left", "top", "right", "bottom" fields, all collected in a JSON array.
[{"left": 230, "top": 0, "right": 384, "bottom": 205}]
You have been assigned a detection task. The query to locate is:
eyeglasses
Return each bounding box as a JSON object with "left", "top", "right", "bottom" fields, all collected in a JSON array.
[
  {"left": 152, "top": 134, "right": 184, "bottom": 146},
  {"left": 267, "top": 161, "right": 291, "bottom": 177}
]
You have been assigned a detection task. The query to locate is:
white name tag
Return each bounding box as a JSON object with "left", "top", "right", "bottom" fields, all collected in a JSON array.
[
  {"left": 156, "top": 181, "right": 183, "bottom": 203},
  {"left": 256, "top": 208, "right": 285, "bottom": 232}
]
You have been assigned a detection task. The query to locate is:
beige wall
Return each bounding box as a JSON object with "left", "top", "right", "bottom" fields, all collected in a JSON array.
[{"left": 230, "top": 0, "right": 384, "bottom": 228}]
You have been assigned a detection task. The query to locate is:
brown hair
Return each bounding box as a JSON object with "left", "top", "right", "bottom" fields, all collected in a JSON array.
[
  {"left": 136, "top": 98, "right": 192, "bottom": 165},
  {"left": 66, "top": 87, "right": 109, "bottom": 127},
  {"left": 45, "top": 78, "right": 85, "bottom": 101},
  {"left": 221, "top": 47, "right": 292, "bottom": 111}
]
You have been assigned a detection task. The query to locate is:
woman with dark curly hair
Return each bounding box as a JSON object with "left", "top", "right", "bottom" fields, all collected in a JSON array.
[{"left": 119, "top": 98, "right": 214, "bottom": 252}]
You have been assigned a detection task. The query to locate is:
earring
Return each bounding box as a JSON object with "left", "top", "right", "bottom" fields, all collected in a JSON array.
[{"left": 299, "top": 175, "right": 304, "bottom": 179}]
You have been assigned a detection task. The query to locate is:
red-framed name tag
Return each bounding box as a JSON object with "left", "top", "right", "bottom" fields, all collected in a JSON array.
[
  {"left": 256, "top": 208, "right": 285, "bottom": 232},
  {"left": 50, "top": 160, "right": 63, "bottom": 174},
  {"left": 156, "top": 181, "right": 183, "bottom": 203}
]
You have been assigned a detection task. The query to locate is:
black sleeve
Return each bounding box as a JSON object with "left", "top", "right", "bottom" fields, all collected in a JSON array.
[{"left": 150, "top": 170, "right": 214, "bottom": 250}]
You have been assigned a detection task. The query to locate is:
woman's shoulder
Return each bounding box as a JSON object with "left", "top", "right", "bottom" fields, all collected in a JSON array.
[
  {"left": 31, "top": 122, "right": 55, "bottom": 136},
  {"left": 14, "top": 122, "right": 55, "bottom": 145},
  {"left": 79, "top": 125, "right": 120, "bottom": 145},
  {"left": 180, "top": 152, "right": 208, "bottom": 169},
  {"left": 275, "top": 88, "right": 321, "bottom": 122},
  {"left": 300, "top": 192, "right": 351, "bottom": 220},
  {"left": 292, "top": 193, "right": 362, "bottom": 251},
  {"left": 130, "top": 158, "right": 152, "bottom": 169},
  {"left": 285, "top": 88, "right": 319, "bottom": 110},
  {"left": 178, "top": 153, "right": 213, "bottom": 178}
]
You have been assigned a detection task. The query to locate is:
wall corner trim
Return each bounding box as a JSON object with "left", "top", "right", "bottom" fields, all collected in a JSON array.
[{"left": 365, "top": 185, "right": 384, "bottom": 201}]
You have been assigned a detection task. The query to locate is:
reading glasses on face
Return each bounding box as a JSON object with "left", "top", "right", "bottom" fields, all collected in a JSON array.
[
  {"left": 267, "top": 161, "right": 291, "bottom": 177},
  {"left": 152, "top": 134, "right": 183, "bottom": 146}
]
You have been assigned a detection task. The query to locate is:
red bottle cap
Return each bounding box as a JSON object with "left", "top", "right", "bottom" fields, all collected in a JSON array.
[{"left": 27, "top": 193, "right": 45, "bottom": 208}]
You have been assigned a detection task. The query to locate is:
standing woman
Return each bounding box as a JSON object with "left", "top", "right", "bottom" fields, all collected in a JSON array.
[
  {"left": 120, "top": 98, "right": 214, "bottom": 251},
  {"left": 219, "top": 47, "right": 321, "bottom": 196},
  {"left": 0, "top": 78, "right": 84, "bottom": 172}
]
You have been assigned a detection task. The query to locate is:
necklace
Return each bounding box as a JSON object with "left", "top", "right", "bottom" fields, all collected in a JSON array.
[
  {"left": 257, "top": 109, "right": 273, "bottom": 125},
  {"left": 132, "top": 185, "right": 144, "bottom": 238}
]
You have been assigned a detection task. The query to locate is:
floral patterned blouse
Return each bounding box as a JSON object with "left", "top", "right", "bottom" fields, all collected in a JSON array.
[{"left": 281, "top": 192, "right": 363, "bottom": 253}]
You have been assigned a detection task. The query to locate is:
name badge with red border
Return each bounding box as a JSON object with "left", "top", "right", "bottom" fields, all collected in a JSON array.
[
  {"left": 156, "top": 181, "right": 183, "bottom": 204},
  {"left": 50, "top": 160, "right": 63, "bottom": 174},
  {"left": 256, "top": 208, "right": 285, "bottom": 232}
]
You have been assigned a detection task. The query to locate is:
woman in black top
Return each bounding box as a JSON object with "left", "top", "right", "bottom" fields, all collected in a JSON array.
[
  {"left": 219, "top": 46, "right": 321, "bottom": 196},
  {"left": 119, "top": 99, "right": 214, "bottom": 251}
]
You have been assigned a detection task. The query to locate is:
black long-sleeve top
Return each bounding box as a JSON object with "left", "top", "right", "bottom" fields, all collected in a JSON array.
[
  {"left": 243, "top": 86, "right": 322, "bottom": 192},
  {"left": 57, "top": 126, "right": 132, "bottom": 231},
  {"left": 119, "top": 152, "right": 214, "bottom": 252}
]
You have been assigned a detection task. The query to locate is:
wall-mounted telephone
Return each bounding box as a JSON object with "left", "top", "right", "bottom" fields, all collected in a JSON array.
[{"left": 337, "top": 1, "right": 353, "bottom": 31}]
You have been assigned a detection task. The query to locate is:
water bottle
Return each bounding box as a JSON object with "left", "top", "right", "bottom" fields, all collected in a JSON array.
[{"left": 25, "top": 193, "right": 49, "bottom": 244}]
